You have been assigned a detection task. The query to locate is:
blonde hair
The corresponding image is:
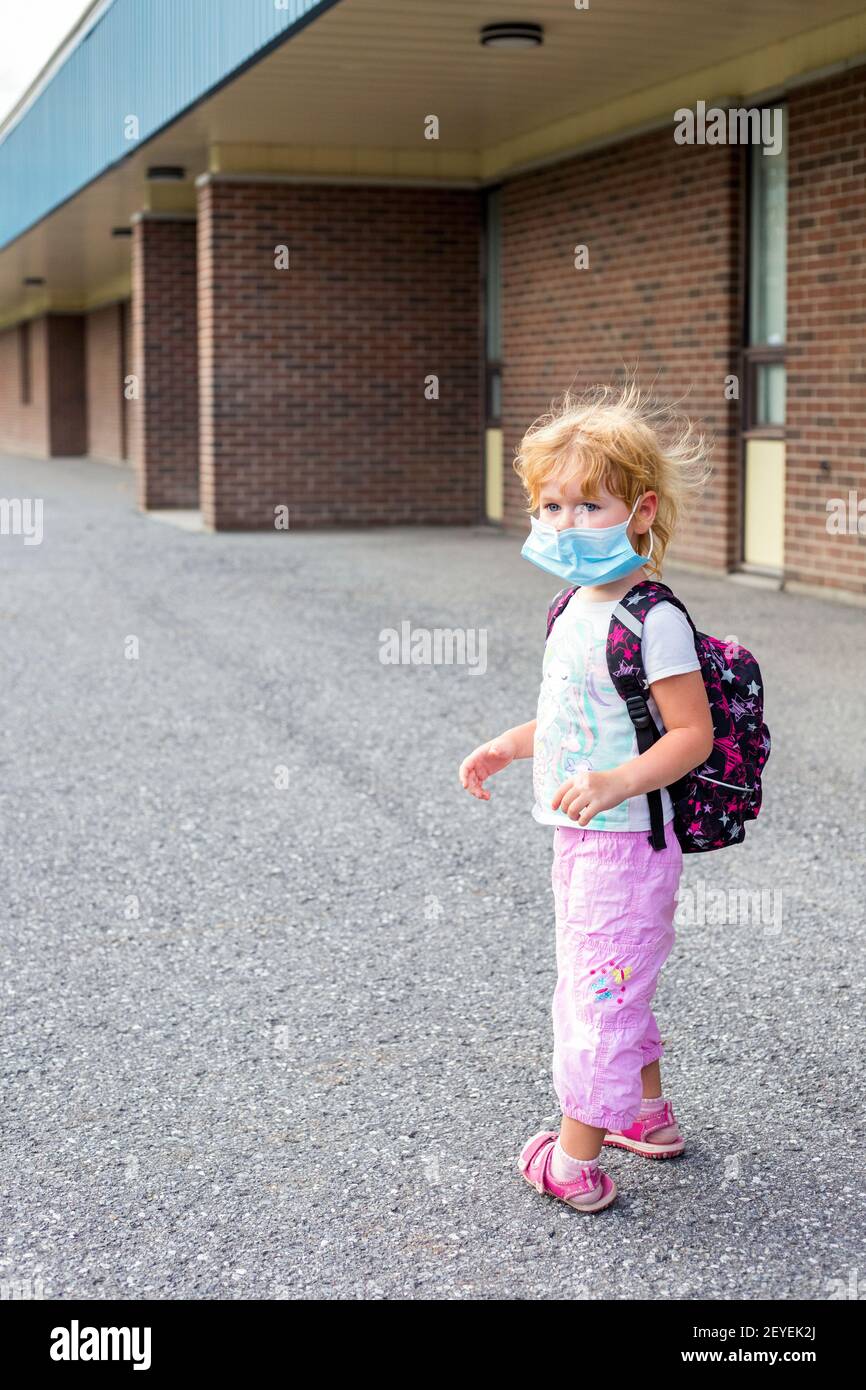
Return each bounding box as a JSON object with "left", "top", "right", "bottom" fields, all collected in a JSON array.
[{"left": 513, "top": 378, "right": 712, "bottom": 577}]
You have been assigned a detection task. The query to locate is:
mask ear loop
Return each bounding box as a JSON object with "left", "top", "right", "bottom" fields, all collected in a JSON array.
[{"left": 628, "top": 495, "right": 654, "bottom": 566}]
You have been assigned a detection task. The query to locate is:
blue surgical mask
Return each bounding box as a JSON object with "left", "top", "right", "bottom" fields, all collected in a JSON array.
[{"left": 521, "top": 495, "right": 653, "bottom": 587}]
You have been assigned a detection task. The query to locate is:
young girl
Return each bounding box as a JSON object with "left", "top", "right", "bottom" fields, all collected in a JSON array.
[{"left": 459, "top": 381, "right": 714, "bottom": 1214}]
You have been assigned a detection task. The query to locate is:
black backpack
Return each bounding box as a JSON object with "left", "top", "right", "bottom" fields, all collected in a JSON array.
[{"left": 546, "top": 579, "right": 770, "bottom": 853}]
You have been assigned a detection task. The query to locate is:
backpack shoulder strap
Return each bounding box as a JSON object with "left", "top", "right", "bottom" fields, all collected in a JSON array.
[
  {"left": 545, "top": 585, "right": 578, "bottom": 640},
  {"left": 605, "top": 579, "right": 697, "bottom": 852},
  {"left": 607, "top": 580, "right": 696, "bottom": 695}
]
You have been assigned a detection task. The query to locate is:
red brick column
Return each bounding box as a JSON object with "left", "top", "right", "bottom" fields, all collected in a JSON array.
[
  {"left": 196, "top": 178, "right": 483, "bottom": 530},
  {"left": 786, "top": 67, "right": 866, "bottom": 597},
  {"left": 501, "top": 131, "right": 742, "bottom": 572},
  {"left": 131, "top": 216, "right": 199, "bottom": 509}
]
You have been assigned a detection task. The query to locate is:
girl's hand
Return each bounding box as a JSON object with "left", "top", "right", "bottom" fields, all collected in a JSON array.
[
  {"left": 459, "top": 735, "right": 517, "bottom": 801},
  {"left": 551, "top": 768, "right": 628, "bottom": 824}
]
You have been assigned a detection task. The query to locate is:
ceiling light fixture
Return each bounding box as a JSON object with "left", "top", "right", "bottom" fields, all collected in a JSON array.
[
  {"left": 479, "top": 22, "right": 543, "bottom": 49},
  {"left": 146, "top": 165, "right": 186, "bottom": 181}
]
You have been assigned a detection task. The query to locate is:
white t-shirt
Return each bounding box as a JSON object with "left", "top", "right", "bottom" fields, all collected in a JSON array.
[{"left": 532, "top": 591, "right": 700, "bottom": 831}]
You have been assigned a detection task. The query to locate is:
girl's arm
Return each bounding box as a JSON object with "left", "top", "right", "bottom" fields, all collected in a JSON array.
[
  {"left": 493, "top": 718, "right": 536, "bottom": 760},
  {"left": 552, "top": 671, "right": 713, "bottom": 824},
  {"left": 617, "top": 671, "right": 713, "bottom": 801},
  {"left": 459, "top": 719, "right": 536, "bottom": 801}
]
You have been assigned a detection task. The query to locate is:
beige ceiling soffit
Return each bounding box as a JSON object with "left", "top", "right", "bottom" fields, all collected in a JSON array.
[
  {"left": 0, "top": 300, "right": 50, "bottom": 331},
  {"left": 0, "top": 293, "right": 102, "bottom": 329},
  {"left": 197, "top": 171, "right": 480, "bottom": 192},
  {"left": 481, "top": 10, "right": 866, "bottom": 181},
  {"left": 208, "top": 143, "right": 481, "bottom": 182},
  {"left": 130, "top": 211, "right": 198, "bottom": 224},
  {"left": 84, "top": 273, "right": 132, "bottom": 311},
  {"left": 747, "top": 48, "right": 866, "bottom": 106},
  {"left": 144, "top": 183, "right": 198, "bottom": 215},
  {"left": 482, "top": 104, "right": 732, "bottom": 184}
]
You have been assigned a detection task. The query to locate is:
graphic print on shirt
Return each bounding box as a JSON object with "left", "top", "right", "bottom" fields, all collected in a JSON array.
[
  {"left": 533, "top": 647, "right": 596, "bottom": 804},
  {"left": 533, "top": 611, "right": 635, "bottom": 829}
]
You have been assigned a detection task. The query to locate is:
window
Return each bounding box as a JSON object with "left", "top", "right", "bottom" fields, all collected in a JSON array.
[
  {"left": 754, "top": 359, "right": 785, "bottom": 427},
  {"left": 740, "top": 103, "right": 787, "bottom": 573},
  {"left": 18, "top": 320, "right": 31, "bottom": 404},
  {"left": 744, "top": 104, "right": 786, "bottom": 433}
]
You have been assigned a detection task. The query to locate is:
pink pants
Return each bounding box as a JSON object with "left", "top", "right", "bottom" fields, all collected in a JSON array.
[{"left": 551, "top": 825, "right": 683, "bottom": 1131}]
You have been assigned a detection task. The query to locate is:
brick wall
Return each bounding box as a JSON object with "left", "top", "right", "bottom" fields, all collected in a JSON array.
[
  {"left": 0, "top": 316, "right": 51, "bottom": 456},
  {"left": 197, "top": 179, "right": 483, "bottom": 530},
  {"left": 500, "top": 131, "right": 742, "bottom": 572},
  {"left": 85, "top": 303, "right": 125, "bottom": 461},
  {"left": 786, "top": 66, "right": 866, "bottom": 596},
  {"left": 131, "top": 218, "right": 199, "bottom": 508},
  {"left": 0, "top": 313, "right": 85, "bottom": 457}
]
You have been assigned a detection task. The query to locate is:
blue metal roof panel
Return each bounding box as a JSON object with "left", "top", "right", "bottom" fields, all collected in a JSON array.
[{"left": 0, "top": 0, "right": 341, "bottom": 250}]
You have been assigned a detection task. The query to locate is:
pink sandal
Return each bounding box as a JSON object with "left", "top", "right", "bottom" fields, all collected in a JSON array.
[
  {"left": 602, "top": 1099, "right": 685, "bottom": 1159},
  {"left": 518, "top": 1131, "right": 617, "bottom": 1213}
]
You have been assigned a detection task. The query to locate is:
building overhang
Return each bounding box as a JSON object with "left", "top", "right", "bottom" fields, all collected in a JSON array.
[{"left": 2, "top": 0, "right": 866, "bottom": 326}]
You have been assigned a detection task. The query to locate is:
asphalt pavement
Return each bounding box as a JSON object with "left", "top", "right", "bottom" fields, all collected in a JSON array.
[{"left": 1, "top": 452, "right": 864, "bottom": 1301}]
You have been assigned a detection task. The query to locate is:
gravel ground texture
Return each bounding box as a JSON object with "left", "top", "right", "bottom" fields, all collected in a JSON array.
[{"left": 1, "top": 452, "right": 864, "bottom": 1302}]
